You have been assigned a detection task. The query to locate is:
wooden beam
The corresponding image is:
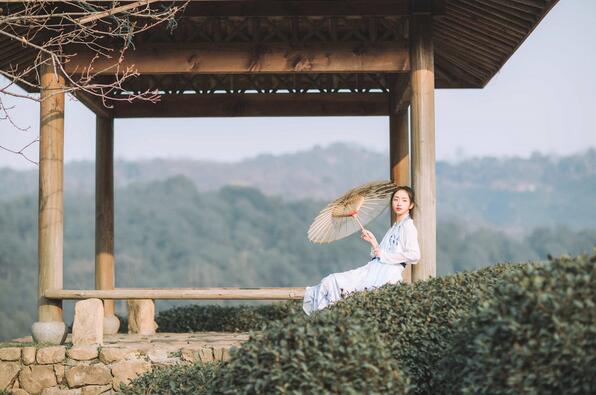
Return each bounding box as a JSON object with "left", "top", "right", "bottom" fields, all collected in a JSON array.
[
  {"left": 434, "top": 37, "right": 499, "bottom": 72},
  {"left": 442, "top": 6, "right": 519, "bottom": 46},
  {"left": 179, "top": 1, "right": 412, "bottom": 17},
  {"left": 434, "top": 51, "right": 483, "bottom": 87},
  {"left": 435, "top": 46, "right": 491, "bottom": 83},
  {"left": 448, "top": 2, "right": 527, "bottom": 37},
  {"left": 112, "top": 0, "right": 447, "bottom": 17},
  {"left": 96, "top": 115, "right": 118, "bottom": 333},
  {"left": 44, "top": 288, "right": 306, "bottom": 300},
  {"left": 473, "top": 0, "right": 537, "bottom": 24},
  {"left": 457, "top": 0, "right": 532, "bottom": 31},
  {"left": 72, "top": 91, "right": 112, "bottom": 118},
  {"left": 434, "top": 20, "right": 513, "bottom": 56},
  {"left": 38, "top": 62, "right": 65, "bottom": 323},
  {"left": 112, "top": 93, "right": 389, "bottom": 118},
  {"left": 410, "top": 15, "right": 436, "bottom": 281},
  {"left": 64, "top": 42, "right": 409, "bottom": 75}
]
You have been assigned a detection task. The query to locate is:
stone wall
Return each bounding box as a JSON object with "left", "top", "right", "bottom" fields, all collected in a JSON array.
[{"left": 0, "top": 332, "right": 247, "bottom": 394}]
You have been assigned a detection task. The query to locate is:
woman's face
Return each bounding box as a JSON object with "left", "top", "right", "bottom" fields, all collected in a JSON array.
[{"left": 392, "top": 189, "right": 413, "bottom": 217}]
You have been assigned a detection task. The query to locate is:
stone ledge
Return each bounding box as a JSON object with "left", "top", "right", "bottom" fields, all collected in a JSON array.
[
  {"left": 37, "top": 347, "right": 66, "bottom": 365},
  {"left": 67, "top": 347, "right": 99, "bottom": 362},
  {"left": 0, "top": 347, "right": 21, "bottom": 361},
  {"left": 0, "top": 332, "right": 248, "bottom": 393}
]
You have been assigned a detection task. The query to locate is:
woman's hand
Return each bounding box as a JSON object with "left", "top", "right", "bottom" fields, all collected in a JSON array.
[
  {"left": 360, "top": 229, "right": 378, "bottom": 247},
  {"left": 362, "top": 229, "right": 381, "bottom": 257}
]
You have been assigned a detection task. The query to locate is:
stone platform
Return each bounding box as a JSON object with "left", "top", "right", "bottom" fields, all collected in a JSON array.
[{"left": 0, "top": 332, "right": 250, "bottom": 394}]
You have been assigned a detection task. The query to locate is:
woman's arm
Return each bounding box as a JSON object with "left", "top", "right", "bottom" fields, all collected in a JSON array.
[
  {"left": 379, "top": 222, "right": 421, "bottom": 265},
  {"left": 369, "top": 246, "right": 376, "bottom": 258},
  {"left": 361, "top": 229, "right": 381, "bottom": 257}
]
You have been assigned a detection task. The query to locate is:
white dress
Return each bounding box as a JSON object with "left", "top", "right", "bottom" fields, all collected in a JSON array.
[{"left": 303, "top": 216, "right": 420, "bottom": 315}]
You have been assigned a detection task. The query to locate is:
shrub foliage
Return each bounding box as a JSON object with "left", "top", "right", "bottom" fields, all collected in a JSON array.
[
  {"left": 207, "top": 263, "right": 514, "bottom": 394},
  {"left": 155, "top": 301, "right": 301, "bottom": 333},
  {"left": 432, "top": 254, "right": 596, "bottom": 394},
  {"left": 120, "top": 362, "right": 221, "bottom": 395},
  {"left": 121, "top": 253, "right": 595, "bottom": 395},
  {"left": 328, "top": 263, "right": 514, "bottom": 394},
  {"left": 209, "top": 312, "right": 408, "bottom": 395}
]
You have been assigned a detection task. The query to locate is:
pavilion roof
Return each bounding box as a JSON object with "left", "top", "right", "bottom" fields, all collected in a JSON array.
[{"left": 0, "top": 0, "right": 559, "bottom": 98}]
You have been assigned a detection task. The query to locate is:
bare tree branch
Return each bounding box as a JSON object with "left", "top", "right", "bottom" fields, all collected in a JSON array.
[
  {"left": 77, "top": 0, "right": 160, "bottom": 25},
  {"left": 0, "top": 0, "right": 189, "bottom": 165},
  {"left": 0, "top": 137, "right": 39, "bottom": 165}
]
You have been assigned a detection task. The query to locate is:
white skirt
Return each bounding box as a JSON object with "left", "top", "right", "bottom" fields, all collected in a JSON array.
[{"left": 303, "top": 259, "right": 403, "bottom": 315}]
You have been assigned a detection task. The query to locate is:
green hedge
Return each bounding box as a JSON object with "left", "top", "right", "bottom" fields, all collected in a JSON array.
[
  {"left": 326, "top": 263, "right": 515, "bottom": 394},
  {"left": 206, "top": 263, "right": 516, "bottom": 395},
  {"left": 121, "top": 254, "right": 595, "bottom": 394},
  {"left": 432, "top": 253, "right": 596, "bottom": 394},
  {"left": 155, "top": 301, "right": 301, "bottom": 332},
  {"left": 209, "top": 311, "right": 408, "bottom": 394},
  {"left": 120, "top": 362, "right": 221, "bottom": 395}
]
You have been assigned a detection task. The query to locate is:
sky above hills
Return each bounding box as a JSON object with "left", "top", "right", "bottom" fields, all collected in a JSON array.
[{"left": 1, "top": 0, "right": 595, "bottom": 169}]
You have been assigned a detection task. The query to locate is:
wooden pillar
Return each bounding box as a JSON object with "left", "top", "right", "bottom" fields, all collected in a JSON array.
[
  {"left": 410, "top": 15, "right": 436, "bottom": 281},
  {"left": 389, "top": 79, "right": 412, "bottom": 282},
  {"left": 37, "top": 62, "right": 65, "bottom": 323},
  {"left": 389, "top": 111, "right": 410, "bottom": 188},
  {"left": 96, "top": 115, "right": 119, "bottom": 333}
]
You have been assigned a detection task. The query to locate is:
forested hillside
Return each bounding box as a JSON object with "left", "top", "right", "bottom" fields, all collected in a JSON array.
[
  {"left": 1, "top": 175, "right": 595, "bottom": 341},
  {"left": 0, "top": 143, "right": 383, "bottom": 201},
  {"left": 2, "top": 144, "right": 595, "bottom": 230}
]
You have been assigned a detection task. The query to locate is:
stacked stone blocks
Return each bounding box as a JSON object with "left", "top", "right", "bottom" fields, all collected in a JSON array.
[{"left": 0, "top": 332, "right": 246, "bottom": 394}]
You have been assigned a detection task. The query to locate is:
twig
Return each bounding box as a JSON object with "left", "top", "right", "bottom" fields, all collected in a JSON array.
[
  {"left": 0, "top": 138, "right": 39, "bottom": 165},
  {"left": 77, "top": 0, "right": 159, "bottom": 25}
]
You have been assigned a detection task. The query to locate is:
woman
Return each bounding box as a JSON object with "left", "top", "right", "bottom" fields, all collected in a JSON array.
[{"left": 303, "top": 186, "right": 420, "bottom": 315}]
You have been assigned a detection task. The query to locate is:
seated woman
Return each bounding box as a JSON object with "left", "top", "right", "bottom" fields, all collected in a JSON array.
[{"left": 303, "top": 186, "right": 420, "bottom": 315}]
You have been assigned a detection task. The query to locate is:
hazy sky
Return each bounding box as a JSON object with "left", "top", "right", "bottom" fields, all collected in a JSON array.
[{"left": 1, "top": 0, "right": 595, "bottom": 169}]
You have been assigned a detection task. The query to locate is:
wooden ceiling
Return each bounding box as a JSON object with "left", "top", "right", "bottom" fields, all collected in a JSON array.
[{"left": 0, "top": 0, "right": 559, "bottom": 115}]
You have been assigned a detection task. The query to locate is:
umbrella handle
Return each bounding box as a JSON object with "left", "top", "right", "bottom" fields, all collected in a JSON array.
[{"left": 351, "top": 214, "right": 366, "bottom": 232}]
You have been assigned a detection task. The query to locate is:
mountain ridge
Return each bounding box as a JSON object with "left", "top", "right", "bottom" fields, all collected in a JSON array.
[{"left": 1, "top": 143, "right": 595, "bottom": 230}]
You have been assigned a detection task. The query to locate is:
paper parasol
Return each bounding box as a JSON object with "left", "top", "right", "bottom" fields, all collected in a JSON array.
[{"left": 307, "top": 181, "right": 397, "bottom": 244}]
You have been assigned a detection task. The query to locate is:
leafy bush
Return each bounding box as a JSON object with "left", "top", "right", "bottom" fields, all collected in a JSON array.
[
  {"left": 328, "top": 263, "right": 516, "bottom": 394},
  {"left": 432, "top": 253, "right": 596, "bottom": 395},
  {"left": 123, "top": 257, "right": 595, "bottom": 395},
  {"left": 207, "top": 263, "right": 516, "bottom": 395},
  {"left": 155, "top": 301, "right": 301, "bottom": 333},
  {"left": 119, "top": 361, "right": 221, "bottom": 395},
  {"left": 209, "top": 312, "right": 408, "bottom": 394}
]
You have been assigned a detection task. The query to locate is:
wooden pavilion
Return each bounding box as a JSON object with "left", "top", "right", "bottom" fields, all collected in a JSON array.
[{"left": 1, "top": 0, "right": 559, "bottom": 343}]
